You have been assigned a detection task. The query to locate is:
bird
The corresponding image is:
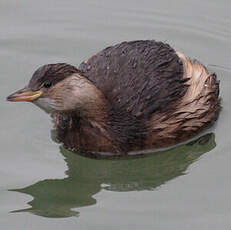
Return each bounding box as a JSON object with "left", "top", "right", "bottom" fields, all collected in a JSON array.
[{"left": 7, "top": 40, "right": 220, "bottom": 155}]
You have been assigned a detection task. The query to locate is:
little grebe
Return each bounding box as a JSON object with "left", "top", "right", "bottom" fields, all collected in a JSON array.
[{"left": 7, "top": 40, "right": 220, "bottom": 154}]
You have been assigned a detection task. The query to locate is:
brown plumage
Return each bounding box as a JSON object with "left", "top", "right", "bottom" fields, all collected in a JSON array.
[{"left": 7, "top": 40, "right": 220, "bottom": 155}]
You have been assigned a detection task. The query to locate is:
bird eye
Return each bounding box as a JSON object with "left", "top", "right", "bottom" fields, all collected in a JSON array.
[{"left": 43, "top": 80, "right": 52, "bottom": 88}]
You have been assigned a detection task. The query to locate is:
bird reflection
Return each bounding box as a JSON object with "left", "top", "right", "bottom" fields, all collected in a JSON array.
[{"left": 10, "top": 133, "right": 216, "bottom": 218}]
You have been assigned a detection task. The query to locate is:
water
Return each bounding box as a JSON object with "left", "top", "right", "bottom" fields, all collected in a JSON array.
[{"left": 1, "top": 0, "right": 231, "bottom": 229}]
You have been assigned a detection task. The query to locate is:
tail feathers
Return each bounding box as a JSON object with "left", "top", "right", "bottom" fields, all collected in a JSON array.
[
  {"left": 176, "top": 52, "right": 220, "bottom": 103},
  {"left": 146, "top": 52, "right": 220, "bottom": 148}
]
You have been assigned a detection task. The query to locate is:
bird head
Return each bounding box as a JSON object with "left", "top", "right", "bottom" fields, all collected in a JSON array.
[{"left": 6, "top": 63, "right": 103, "bottom": 116}]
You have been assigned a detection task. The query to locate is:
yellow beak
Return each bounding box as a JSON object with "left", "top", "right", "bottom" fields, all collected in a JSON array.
[{"left": 6, "top": 87, "right": 43, "bottom": 102}]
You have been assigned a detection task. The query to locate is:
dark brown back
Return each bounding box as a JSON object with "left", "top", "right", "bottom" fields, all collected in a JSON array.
[{"left": 79, "top": 40, "right": 187, "bottom": 120}]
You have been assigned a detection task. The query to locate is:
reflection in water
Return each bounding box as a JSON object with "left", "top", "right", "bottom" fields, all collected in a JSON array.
[{"left": 10, "top": 133, "right": 215, "bottom": 218}]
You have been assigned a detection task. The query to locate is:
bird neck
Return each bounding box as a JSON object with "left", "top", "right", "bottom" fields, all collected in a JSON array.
[{"left": 60, "top": 74, "right": 110, "bottom": 122}]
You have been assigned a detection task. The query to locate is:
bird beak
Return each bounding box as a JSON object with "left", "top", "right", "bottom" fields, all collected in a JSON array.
[{"left": 6, "top": 87, "right": 43, "bottom": 102}]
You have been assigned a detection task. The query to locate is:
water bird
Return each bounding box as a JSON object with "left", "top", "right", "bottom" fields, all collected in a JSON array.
[{"left": 7, "top": 40, "right": 220, "bottom": 155}]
